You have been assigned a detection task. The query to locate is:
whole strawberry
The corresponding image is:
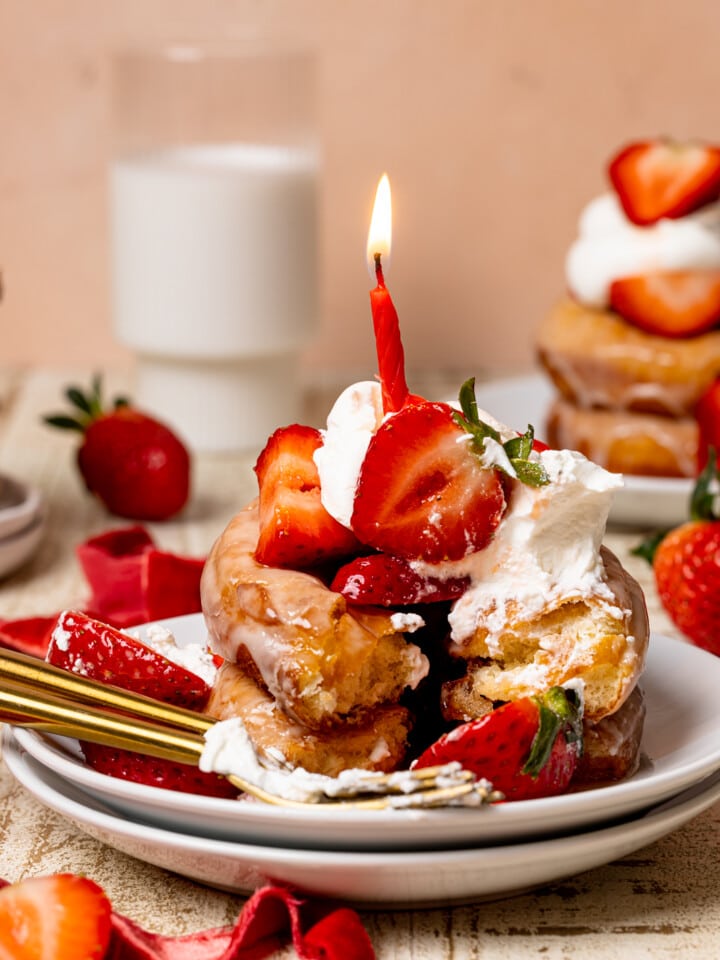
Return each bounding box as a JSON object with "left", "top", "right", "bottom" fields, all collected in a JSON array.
[
  {"left": 637, "top": 451, "right": 720, "bottom": 655},
  {"left": 44, "top": 376, "right": 190, "bottom": 521}
]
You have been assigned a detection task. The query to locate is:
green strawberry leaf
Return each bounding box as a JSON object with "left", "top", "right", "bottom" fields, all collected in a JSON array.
[
  {"left": 454, "top": 378, "right": 549, "bottom": 488},
  {"left": 690, "top": 448, "right": 720, "bottom": 522},
  {"left": 523, "top": 686, "right": 583, "bottom": 779},
  {"left": 631, "top": 529, "right": 670, "bottom": 565},
  {"left": 42, "top": 414, "right": 86, "bottom": 432}
]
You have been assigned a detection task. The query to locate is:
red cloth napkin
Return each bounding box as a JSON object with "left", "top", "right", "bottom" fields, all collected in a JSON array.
[{"left": 0, "top": 525, "right": 206, "bottom": 657}]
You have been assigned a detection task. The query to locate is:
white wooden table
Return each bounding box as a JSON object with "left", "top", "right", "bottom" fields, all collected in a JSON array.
[{"left": 1, "top": 368, "right": 718, "bottom": 959}]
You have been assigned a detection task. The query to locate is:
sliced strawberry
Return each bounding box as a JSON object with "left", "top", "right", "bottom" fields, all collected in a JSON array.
[
  {"left": 608, "top": 138, "right": 720, "bottom": 225},
  {"left": 254, "top": 424, "right": 359, "bottom": 568},
  {"left": 609, "top": 271, "right": 720, "bottom": 337},
  {"left": 0, "top": 873, "right": 112, "bottom": 959},
  {"left": 695, "top": 378, "right": 720, "bottom": 471},
  {"left": 413, "top": 687, "right": 583, "bottom": 801},
  {"left": 80, "top": 742, "right": 239, "bottom": 798},
  {"left": 331, "top": 553, "right": 469, "bottom": 606},
  {"left": 46, "top": 610, "right": 211, "bottom": 709},
  {"left": 351, "top": 401, "right": 506, "bottom": 563}
]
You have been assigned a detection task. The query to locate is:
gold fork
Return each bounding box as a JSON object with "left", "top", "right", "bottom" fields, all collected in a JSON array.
[{"left": 0, "top": 649, "right": 499, "bottom": 810}]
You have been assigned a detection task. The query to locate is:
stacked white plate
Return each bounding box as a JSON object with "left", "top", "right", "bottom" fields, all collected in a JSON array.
[
  {"left": 4, "top": 614, "right": 720, "bottom": 907},
  {"left": 0, "top": 473, "right": 46, "bottom": 579}
]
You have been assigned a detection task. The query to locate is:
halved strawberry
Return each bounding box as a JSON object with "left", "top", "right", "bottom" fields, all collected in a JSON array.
[
  {"left": 80, "top": 742, "right": 239, "bottom": 798},
  {"left": 695, "top": 378, "right": 720, "bottom": 471},
  {"left": 351, "top": 401, "right": 506, "bottom": 563},
  {"left": 0, "top": 873, "right": 112, "bottom": 959},
  {"left": 413, "top": 687, "right": 583, "bottom": 801},
  {"left": 46, "top": 609, "right": 211, "bottom": 709},
  {"left": 254, "top": 424, "right": 359, "bottom": 568},
  {"left": 608, "top": 138, "right": 720, "bottom": 225},
  {"left": 609, "top": 271, "right": 720, "bottom": 337},
  {"left": 331, "top": 553, "right": 469, "bottom": 606}
]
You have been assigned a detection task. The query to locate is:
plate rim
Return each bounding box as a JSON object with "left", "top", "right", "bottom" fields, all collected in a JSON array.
[
  {"left": 5, "top": 728, "right": 720, "bottom": 906},
  {"left": 10, "top": 615, "right": 720, "bottom": 850}
]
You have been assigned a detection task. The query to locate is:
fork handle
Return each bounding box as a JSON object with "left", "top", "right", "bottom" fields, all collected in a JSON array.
[
  {"left": 0, "top": 682, "right": 205, "bottom": 767},
  {"left": 0, "top": 648, "right": 213, "bottom": 734}
]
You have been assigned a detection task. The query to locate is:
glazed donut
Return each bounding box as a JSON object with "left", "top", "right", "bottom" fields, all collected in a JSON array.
[
  {"left": 574, "top": 684, "right": 646, "bottom": 784},
  {"left": 537, "top": 298, "right": 720, "bottom": 417},
  {"left": 440, "top": 548, "right": 649, "bottom": 724},
  {"left": 200, "top": 502, "right": 429, "bottom": 730},
  {"left": 546, "top": 397, "right": 698, "bottom": 478},
  {"left": 204, "top": 660, "right": 412, "bottom": 776}
]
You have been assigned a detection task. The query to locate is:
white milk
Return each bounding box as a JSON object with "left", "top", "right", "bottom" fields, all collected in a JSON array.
[{"left": 110, "top": 143, "right": 318, "bottom": 451}]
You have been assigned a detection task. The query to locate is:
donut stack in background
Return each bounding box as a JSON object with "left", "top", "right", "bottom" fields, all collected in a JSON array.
[{"left": 537, "top": 138, "right": 720, "bottom": 478}]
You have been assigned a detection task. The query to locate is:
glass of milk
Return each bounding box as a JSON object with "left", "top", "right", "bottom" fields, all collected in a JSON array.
[{"left": 109, "top": 43, "right": 318, "bottom": 452}]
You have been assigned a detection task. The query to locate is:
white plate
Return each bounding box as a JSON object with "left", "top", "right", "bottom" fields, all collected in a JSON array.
[
  {"left": 472, "top": 374, "right": 692, "bottom": 528},
  {"left": 11, "top": 617, "right": 720, "bottom": 851},
  {"left": 4, "top": 728, "right": 720, "bottom": 907}
]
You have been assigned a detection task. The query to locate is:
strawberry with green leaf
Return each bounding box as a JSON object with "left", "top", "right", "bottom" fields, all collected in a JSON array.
[
  {"left": 635, "top": 451, "right": 720, "bottom": 655},
  {"left": 44, "top": 375, "right": 190, "bottom": 521},
  {"left": 413, "top": 686, "right": 583, "bottom": 801}
]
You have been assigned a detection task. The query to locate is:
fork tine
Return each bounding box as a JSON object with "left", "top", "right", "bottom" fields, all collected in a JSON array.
[{"left": 0, "top": 652, "right": 497, "bottom": 809}]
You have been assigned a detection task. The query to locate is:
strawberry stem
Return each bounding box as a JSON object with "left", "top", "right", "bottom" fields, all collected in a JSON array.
[
  {"left": 690, "top": 447, "right": 720, "bottom": 522},
  {"left": 453, "top": 377, "right": 549, "bottom": 487},
  {"left": 523, "top": 686, "right": 582, "bottom": 779}
]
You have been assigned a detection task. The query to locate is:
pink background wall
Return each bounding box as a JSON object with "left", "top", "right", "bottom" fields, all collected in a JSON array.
[{"left": 2, "top": 0, "right": 719, "bottom": 388}]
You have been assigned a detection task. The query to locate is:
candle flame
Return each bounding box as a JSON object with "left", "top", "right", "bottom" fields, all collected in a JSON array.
[{"left": 367, "top": 173, "right": 392, "bottom": 276}]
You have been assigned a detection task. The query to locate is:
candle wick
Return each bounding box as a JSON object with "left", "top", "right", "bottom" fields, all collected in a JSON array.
[{"left": 374, "top": 252, "right": 386, "bottom": 288}]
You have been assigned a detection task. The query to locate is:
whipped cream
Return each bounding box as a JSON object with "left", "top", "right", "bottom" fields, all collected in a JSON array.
[
  {"left": 314, "top": 380, "right": 385, "bottom": 527},
  {"left": 411, "top": 449, "right": 624, "bottom": 650},
  {"left": 130, "top": 623, "right": 219, "bottom": 687},
  {"left": 565, "top": 192, "right": 720, "bottom": 307},
  {"left": 200, "top": 716, "right": 493, "bottom": 806}
]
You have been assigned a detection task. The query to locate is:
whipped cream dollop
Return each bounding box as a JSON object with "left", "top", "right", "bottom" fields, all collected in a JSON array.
[
  {"left": 414, "top": 449, "right": 624, "bottom": 650},
  {"left": 314, "top": 380, "right": 385, "bottom": 527},
  {"left": 565, "top": 192, "right": 720, "bottom": 307}
]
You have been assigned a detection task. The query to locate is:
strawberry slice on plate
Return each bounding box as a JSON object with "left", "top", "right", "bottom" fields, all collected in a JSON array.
[
  {"left": 351, "top": 401, "right": 506, "bottom": 563},
  {"left": 254, "top": 424, "right": 359, "bottom": 568},
  {"left": 45, "top": 610, "right": 228, "bottom": 796},
  {"left": 331, "top": 553, "right": 469, "bottom": 606},
  {"left": 0, "top": 873, "right": 112, "bottom": 959},
  {"left": 608, "top": 138, "right": 720, "bottom": 226},
  {"left": 79, "top": 742, "right": 239, "bottom": 798},
  {"left": 413, "top": 686, "right": 583, "bottom": 801},
  {"left": 609, "top": 271, "right": 720, "bottom": 337},
  {"left": 46, "top": 609, "right": 211, "bottom": 710}
]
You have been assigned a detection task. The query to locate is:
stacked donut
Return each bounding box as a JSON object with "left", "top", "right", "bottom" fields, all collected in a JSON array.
[
  {"left": 537, "top": 138, "right": 720, "bottom": 477},
  {"left": 201, "top": 381, "right": 649, "bottom": 786}
]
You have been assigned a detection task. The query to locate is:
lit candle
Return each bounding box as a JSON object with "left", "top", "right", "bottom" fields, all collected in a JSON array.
[{"left": 366, "top": 173, "right": 409, "bottom": 413}]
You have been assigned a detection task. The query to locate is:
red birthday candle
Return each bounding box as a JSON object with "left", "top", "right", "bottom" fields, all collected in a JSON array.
[{"left": 367, "top": 174, "right": 409, "bottom": 413}]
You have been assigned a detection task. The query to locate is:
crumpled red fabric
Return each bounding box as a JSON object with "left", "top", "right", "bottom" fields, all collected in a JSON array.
[
  {"left": 0, "top": 879, "right": 375, "bottom": 959},
  {"left": 78, "top": 525, "right": 206, "bottom": 627},
  {"left": 0, "top": 525, "right": 206, "bottom": 658}
]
